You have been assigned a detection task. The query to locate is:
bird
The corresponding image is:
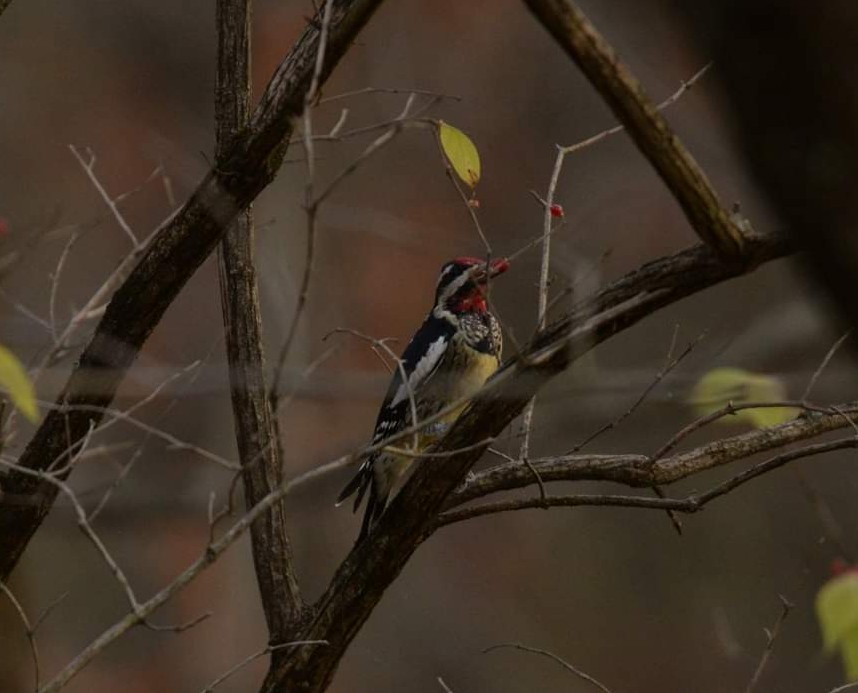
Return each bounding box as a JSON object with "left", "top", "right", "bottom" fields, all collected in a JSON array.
[{"left": 337, "top": 256, "right": 510, "bottom": 541}]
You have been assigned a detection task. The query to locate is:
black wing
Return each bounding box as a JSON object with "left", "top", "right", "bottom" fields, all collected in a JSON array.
[{"left": 337, "top": 314, "right": 455, "bottom": 539}]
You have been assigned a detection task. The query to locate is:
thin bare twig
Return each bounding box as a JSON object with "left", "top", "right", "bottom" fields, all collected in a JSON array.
[
  {"left": 559, "top": 63, "right": 712, "bottom": 155},
  {"left": 650, "top": 400, "right": 830, "bottom": 462},
  {"left": 570, "top": 329, "right": 702, "bottom": 452},
  {"left": 272, "top": 95, "right": 435, "bottom": 406},
  {"left": 200, "top": 640, "right": 329, "bottom": 692},
  {"left": 524, "top": 0, "right": 742, "bottom": 256},
  {"left": 68, "top": 145, "right": 139, "bottom": 247},
  {"left": 795, "top": 472, "right": 855, "bottom": 563},
  {"left": 38, "top": 451, "right": 331, "bottom": 692},
  {"left": 0, "top": 581, "right": 40, "bottom": 692},
  {"left": 34, "top": 398, "right": 240, "bottom": 472},
  {"left": 745, "top": 596, "right": 793, "bottom": 693},
  {"left": 48, "top": 231, "right": 79, "bottom": 346},
  {"left": 484, "top": 642, "right": 612, "bottom": 693},
  {"left": 437, "top": 676, "right": 455, "bottom": 693},
  {"left": 318, "top": 86, "right": 459, "bottom": 104},
  {"left": 433, "top": 125, "right": 491, "bottom": 253},
  {"left": 801, "top": 331, "right": 851, "bottom": 402}
]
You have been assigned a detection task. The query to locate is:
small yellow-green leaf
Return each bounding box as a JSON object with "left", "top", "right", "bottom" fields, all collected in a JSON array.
[
  {"left": 0, "top": 344, "right": 38, "bottom": 423},
  {"left": 817, "top": 571, "right": 858, "bottom": 680},
  {"left": 438, "top": 120, "right": 481, "bottom": 188},
  {"left": 688, "top": 367, "right": 798, "bottom": 428}
]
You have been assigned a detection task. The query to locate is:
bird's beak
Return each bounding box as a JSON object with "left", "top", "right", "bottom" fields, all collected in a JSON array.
[
  {"left": 474, "top": 257, "right": 510, "bottom": 283},
  {"left": 488, "top": 257, "right": 510, "bottom": 278}
]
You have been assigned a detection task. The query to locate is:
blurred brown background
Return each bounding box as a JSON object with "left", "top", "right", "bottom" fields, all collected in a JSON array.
[{"left": 0, "top": 0, "right": 855, "bottom": 691}]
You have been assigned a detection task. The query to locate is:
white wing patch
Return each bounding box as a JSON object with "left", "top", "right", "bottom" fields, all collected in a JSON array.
[{"left": 390, "top": 335, "right": 448, "bottom": 407}]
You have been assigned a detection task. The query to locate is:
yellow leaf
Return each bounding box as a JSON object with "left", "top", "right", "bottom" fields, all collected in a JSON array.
[
  {"left": 817, "top": 571, "right": 858, "bottom": 680},
  {"left": 438, "top": 121, "right": 481, "bottom": 188},
  {"left": 0, "top": 344, "right": 38, "bottom": 423},
  {"left": 688, "top": 367, "right": 798, "bottom": 428}
]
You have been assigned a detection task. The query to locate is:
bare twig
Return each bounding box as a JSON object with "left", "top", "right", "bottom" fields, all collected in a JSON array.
[
  {"left": 828, "top": 683, "right": 858, "bottom": 693},
  {"left": 437, "top": 676, "right": 455, "bottom": 693},
  {"left": 37, "top": 450, "right": 335, "bottom": 692},
  {"left": 795, "top": 472, "right": 855, "bottom": 563},
  {"left": 484, "top": 642, "right": 612, "bottom": 693},
  {"left": 560, "top": 63, "right": 712, "bottom": 155},
  {"left": 801, "top": 331, "right": 851, "bottom": 402},
  {"left": 200, "top": 640, "right": 329, "bottom": 692},
  {"left": 571, "top": 329, "right": 702, "bottom": 452},
  {"left": 318, "top": 86, "right": 459, "bottom": 104},
  {"left": 32, "top": 590, "right": 70, "bottom": 633},
  {"left": 0, "top": 581, "right": 40, "bottom": 692},
  {"left": 650, "top": 400, "right": 828, "bottom": 462},
  {"left": 68, "top": 145, "right": 139, "bottom": 247},
  {"left": 523, "top": 0, "right": 744, "bottom": 256},
  {"left": 745, "top": 596, "right": 793, "bottom": 693},
  {"left": 272, "top": 95, "right": 434, "bottom": 405},
  {"left": 433, "top": 125, "right": 491, "bottom": 253},
  {"left": 48, "top": 231, "right": 79, "bottom": 345}
]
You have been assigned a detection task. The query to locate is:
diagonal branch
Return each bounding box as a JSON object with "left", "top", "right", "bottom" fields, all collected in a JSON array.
[
  {"left": 522, "top": 0, "right": 745, "bottom": 257},
  {"left": 215, "top": 0, "right": 303, "bottom": 634},
  {"left": 0, "top": 0, "right": 385, "bottom": 581}
]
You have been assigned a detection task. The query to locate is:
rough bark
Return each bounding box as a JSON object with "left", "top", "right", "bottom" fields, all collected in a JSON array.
[{"left": 215, "top": 0, "right": 303, "bottom": 636}]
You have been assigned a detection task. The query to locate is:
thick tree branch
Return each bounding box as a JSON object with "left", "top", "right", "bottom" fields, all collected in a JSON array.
[
  {"left": 449, "top": 402, "right": 858, "bottom": 506},
  {"left": 262, "top": 232, "right": 791, "bottom": 692},
  {"left": 215, "top": 0, "right": 303, "bottom": 634},
  {"left": 0, "top": 0, "right": 384, "bottom": 581},
  {"left": 522, "top": 0, "right": 745, "bottom": 258},
  {"left": 439, "top": 438, "right": 858, "bottom": 525}
]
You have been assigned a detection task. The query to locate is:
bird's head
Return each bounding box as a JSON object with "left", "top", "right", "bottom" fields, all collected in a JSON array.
[{"left": 433, "top": 256, "right": 510, "bottom": 315}]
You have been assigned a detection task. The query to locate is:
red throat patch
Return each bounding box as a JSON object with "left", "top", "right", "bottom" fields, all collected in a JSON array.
[{"left": 454, "top": 291, "right": 487, "bottom": 313}]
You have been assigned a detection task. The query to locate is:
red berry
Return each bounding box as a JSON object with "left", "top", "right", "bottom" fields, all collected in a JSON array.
[
  {"left": 549, "top": 204, "right": 564, "bottom": 218},
  {"left": 830, "top": 558, "right": 858, "bottom": 576}
]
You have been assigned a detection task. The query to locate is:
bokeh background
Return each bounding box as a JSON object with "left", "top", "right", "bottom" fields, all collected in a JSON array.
[{"left": 0, "top": 0, "right": 855, "bottom": 691}]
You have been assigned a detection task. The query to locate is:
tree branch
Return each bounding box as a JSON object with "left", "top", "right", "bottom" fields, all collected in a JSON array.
[
  {"left": 436, "top": 436, "right": 858, "bottom": 526},
  {"left": 215, "top": 0, "right": 303, "bottom": 636},
  {"left": 449, "top": 401, "right": 858, "bottom": 506},
  {"left": 522, "top": 0, "right": 745, "bottom": 257}
]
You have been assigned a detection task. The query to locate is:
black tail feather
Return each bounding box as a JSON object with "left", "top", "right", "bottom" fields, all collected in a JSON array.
[
  {"left": 336, "top": 465, "right": 367, "bottom": 507},
  {"left": 338, "top": 460, "right": 390, "bottom": 542}
]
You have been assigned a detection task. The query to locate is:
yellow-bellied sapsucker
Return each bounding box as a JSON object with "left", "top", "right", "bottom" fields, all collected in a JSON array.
[{"left": 337, "top": 256, "right": 510, "bottom": 540}]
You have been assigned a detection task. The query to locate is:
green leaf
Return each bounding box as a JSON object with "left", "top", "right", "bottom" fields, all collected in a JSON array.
[
  {"left": 438, "top": 121, "right": 481, "bottom": 188},
  {"left": 817, "top": 571, "right": 858, "bottom": 680},
  {"left": 0, "top": 344, "right": 38, "bottom": 423},
  {"left": 688, "top": 367, "right": 798, "bottom": 428}
]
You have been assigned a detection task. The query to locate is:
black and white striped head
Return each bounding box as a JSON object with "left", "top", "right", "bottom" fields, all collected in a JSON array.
[{"left": 433, "top": 256, "right": 510, "bottom": 316}]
